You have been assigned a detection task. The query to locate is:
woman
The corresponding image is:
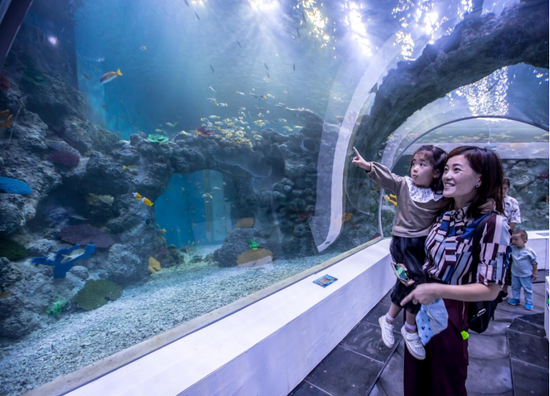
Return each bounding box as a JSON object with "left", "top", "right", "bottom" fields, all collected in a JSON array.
[{"left": 400, "top": 146, "right": 510, "bottom": 396}]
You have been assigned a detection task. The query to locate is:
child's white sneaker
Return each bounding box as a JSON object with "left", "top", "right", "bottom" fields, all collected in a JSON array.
[
  {"left": 401, "top": 326, "right": 426, "bottom": 360},
  {"left": 379, "top": 316, "right": 395, "bottom": 348}
]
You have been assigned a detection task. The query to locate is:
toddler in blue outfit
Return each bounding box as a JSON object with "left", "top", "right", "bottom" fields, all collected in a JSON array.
[{"left": 507, "top": 229, "right": 538, "bottom": 310}]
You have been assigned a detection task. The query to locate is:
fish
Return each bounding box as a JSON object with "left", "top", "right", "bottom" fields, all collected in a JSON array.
[
  {"left": 236, "top": 40, "right": 242, "bottom": 48},
  {"left": 293, "top": 63, "right": 296, "bottom": 71},
  {"left": 122, "top": 165, "right": 139, "bottom": 174},
  {"left": 236, "top": 91, "right": 245, "bottom": 96},
  {"left": 100, "top": 68, "right": 122, "bottom": 84},
  {"left": 267, "top": 93, "right": 275, "bottom": 99},
  {"left": 275, "top": 102, "right": 286, "bottom": 108},
  {"left": 184, "top": 0, "right": 190, "bottom": 6},
  {"left": 264, "top": 63, "right": 269, "bottom": 71},
  {"left": 236, "top": 106, "right": 246, "bottom": 110},
  {"left": 195, "top": 12, "right": 200, "bottom": 20},
  {"left": 196, "top": 126, "right": 214, "bottom": 137},
  {"left": 133, "top": 192, "right": 154, "bottom": 206},
  {"left": 218, "top": 102, "right": 228, "bottom": 107},
  {"left": 202, "top": 193, "right": 213, "bottom": 199},
  {"left": 0, "top": 114, "right": 13, "bottom": 128},
  {"left": 209, "top": 115, "right": 220, "bottom": 119},
  {"left": 177, "top": 229, "right": 181, "bottom": 232},
  {"left": 209, "top": 86, "right": 217, "bottom": 93},
  {"left": 82, "top": 73, "right": 90, "bottom": 80},
  {"left": 70, "top": 215, "right": 88, "bottom": 221},
  {"left": 0, "top": 110, "right": 8, "bottom": 117},
  {"left": 139, "top": 45, "right": 147, "bottom": 51},
  {"left": 181, "top": 187, "right": 185, "bottom": 193},
  {"left": 154, "top": 129, "right": 165, "bottom": 133},
  {"left": 278, "top": 118, "right": 287, "bottom": 123},
  {"left": 213, "top": 187, "right": 221, "bottom": 190},
  {"left": 166, "top": 122, "right": 178, "bottom": 127},
  {"left": 260, "top": 95, "right": 267, "bottom": 100},
  {"left": 385, "top": 194, "right": 397, "bottom": 207},
  {"left": 60, "top": 248, "right": 86, "bottom": 263},
  {"left": 210, "top": 64, "right": 215, "bottom": 73}
]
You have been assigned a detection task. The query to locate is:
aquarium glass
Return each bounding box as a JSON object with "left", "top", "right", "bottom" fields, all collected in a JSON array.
[{"left": 0, "top": 0, "right": 547, "bottom": 393}]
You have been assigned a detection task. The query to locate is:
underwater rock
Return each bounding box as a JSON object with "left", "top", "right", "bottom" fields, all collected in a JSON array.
[
  {"left": 60, "top": 224, "right": 114, "bottom": 249},
  {"left": 214, "top": 228, "right": 258, "bottom": 268},
  {"left": 0, "top": 239, "right": 27, "bottom": 261},
  {"left": 69, "top": 265, "right": 89, "bottom": 281},
  {"left": 104, "top": 243, "right": 148, "bottom": 285},
  {"left": 86, "top": 193, "right": 114, "bottom": 207},
  {"left": 236, "top": 248, "right": 273, "bottom": 267},
  {"left": 74, "top": 279, "right": 123, "bottom": 311},
  {"left": 26, "top": 238, "right": 58, "bottom": 257},
  {"left": 60, "top": 116, "right": 119, "bottom": 155},
  {"left": 163, "top": 244, "right": 183, "bottom": 268}
]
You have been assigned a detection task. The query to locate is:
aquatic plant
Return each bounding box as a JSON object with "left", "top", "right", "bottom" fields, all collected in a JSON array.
[
  {"left": 60, "top": 224, "right": 114, "bottom": 248},
  {"left": 0, "top": 239, "right": 27, "bottom": 261},
  {"left": 248, "top": 240, "right": 259, "bottom": 250},
  {"left": 74, "top": 279, "right": 123, "bottom": 311},
  {"left": 0, "top": 176, "right": 32, "bottom": 195},
  {"left": 48, "top": 151, "right": 80, "bottom": 168},
  {"left": 32, "top": 244, "right": 96, "bottom": 279},
  {"left": 147, "top": 134, "right": 169, "bottom": 144},
  {"left": 21, "top": 66, "right": 49, "bottom": 86},
  {"left": 46, "top": 298, "right": 68, "bottom": 317}
]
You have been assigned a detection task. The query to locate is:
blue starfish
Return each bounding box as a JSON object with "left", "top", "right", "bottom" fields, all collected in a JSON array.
[{"left": 32, "top": 244, "right": 96, "bottom": 279}]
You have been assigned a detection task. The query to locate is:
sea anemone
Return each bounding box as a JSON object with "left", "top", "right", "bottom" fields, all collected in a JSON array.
[{"left": 48, "top": 151, "right": 80, "bottom": 168}]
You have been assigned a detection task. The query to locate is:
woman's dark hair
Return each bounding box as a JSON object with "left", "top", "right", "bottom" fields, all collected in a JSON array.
[
  {"left": 410, "top": 145, "right": 447, "bottom": 193},
  {"left": 445, "top": 146, "right": 504, "bottom": 218},
  {"left": 503, "top": 178, "right": 510, "bottom": 187}
]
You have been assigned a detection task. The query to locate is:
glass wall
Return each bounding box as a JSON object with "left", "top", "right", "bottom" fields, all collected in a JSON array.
[{"left": 0, "top": 0, "right": 547, "bottom": 393}]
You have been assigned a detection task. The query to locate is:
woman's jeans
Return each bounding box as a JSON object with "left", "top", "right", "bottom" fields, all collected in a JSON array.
[{"left": 511, "top": 274, "right": 533, "bottom": 305}]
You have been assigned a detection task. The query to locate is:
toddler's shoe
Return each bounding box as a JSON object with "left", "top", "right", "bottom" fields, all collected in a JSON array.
[
  {"left": 401, "top": 326, "right": 426, "bottom": 360},
  {"left": 525, "top": 303, "right": 533, "bottom": 310},
  {"left": 379, "top": 316, "right": 395, "bottom": 348},
  {"left": 507, "top": 299, "right": 520, "bottom": 306}
]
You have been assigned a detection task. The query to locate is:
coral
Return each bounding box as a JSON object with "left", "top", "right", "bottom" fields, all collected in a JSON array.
[
  {"left": 147, "top": 134, "right": 169, "bottom": 144},
  {"left": 0, "top": 176, "right": 32, "bottom": 195},
  {"left": 60, "top": 224, "right": 114, "bottom": 248},
  {"left": 74, "top": 279, "right": 123, "bottom": 311},
  {"left": 48, "top": 151, "right": 80, "bottom": 168},
  {"left": 236, "top": 217, "right": 255, "bottom": 228},
  {"left": 0, "top": 239, "right": 27, "bottom": 261},
  {"left": 248, "top": 240, "right": 259, "bottom": 250},
  {"left": 148, "top": 256, "right": 161, "bottom": 274},
  {"left": 46, "top": 298, "right": 67, "bottom": 317},
  {"left": 237, "top": 248, "right": 273, "bottom": 267},
  {"left": 32, "top": 244, "right": 96, "bottom": 279}
]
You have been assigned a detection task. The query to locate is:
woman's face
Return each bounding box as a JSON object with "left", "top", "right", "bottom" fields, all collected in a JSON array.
[{"left": 442, "top": 155, "right": 482, "bottom": 204}]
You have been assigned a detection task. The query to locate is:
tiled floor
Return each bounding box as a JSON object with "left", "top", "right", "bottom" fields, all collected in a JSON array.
[{"left": 289, "top": 273, "right": 549, "bottom": 396}]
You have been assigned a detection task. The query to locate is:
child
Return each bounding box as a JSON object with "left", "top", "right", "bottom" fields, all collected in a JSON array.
[
  {"left": 501, "top": 178, "right": 521, "bottom": 300},
  {"left": 508, "top": 229, "right": 538, "bottom": 310},
  {"left": 352, "top": 145, "right": 447, "bottom": 361}
]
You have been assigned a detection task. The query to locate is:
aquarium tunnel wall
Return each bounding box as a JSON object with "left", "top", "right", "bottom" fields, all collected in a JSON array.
[{"left": 0, "top": 0, "right": 548, "bottom": 395}]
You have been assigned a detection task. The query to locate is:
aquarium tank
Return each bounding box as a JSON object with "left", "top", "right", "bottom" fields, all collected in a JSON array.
[{"left": 0, "top": 0, "right": 547, "bottom": 394}]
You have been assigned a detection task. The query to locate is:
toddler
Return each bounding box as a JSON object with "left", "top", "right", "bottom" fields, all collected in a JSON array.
[
  {"left": 507, "top": 229, "right": 538, "bottom": 310},
  {"left": 352, "top": 145, "right": 447, "bottom": 360}
]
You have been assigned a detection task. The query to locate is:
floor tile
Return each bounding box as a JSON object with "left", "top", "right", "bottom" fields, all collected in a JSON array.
[
  {"left": 507, "top": 329, "right": 549, "bottom": 368},
  {"left": 508, "top": 317, "right": 546, "bottom": 337},
  {"left": 511, "top": 359, "right": 549, "bottom": 396},
  {"left": 518, "top": 312, "right": 545, "bottom": 328},
  {"left": 481, "top": 320, "right": 510, "bottom": 336},
  {"left": 289, "top": 381, "right": 332, "bottom": 396},
  {"left": 468, "top": 333, "right": 509, "bottom": 359},
  {"left": 305, "top": 346, "right": 383, "bottom": 396},
  {"left": 340, "top": 322, "right": 401, "bottom": 364},
  {"left": 466, "top": 357, "right": 512, "bottom": 394},
  {"left": 367, "top": 382, "right": 389, "bottom": 396},
  {"left": 377, "top": 347, "right": 404, "bottom": 396},
  {"left": 363, "top": 304, "right": 404, "bottom": 332}
]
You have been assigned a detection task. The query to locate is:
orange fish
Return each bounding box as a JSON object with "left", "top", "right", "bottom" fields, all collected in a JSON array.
[
  {"left": 0, "top": 114, "right": 13, "bottom": 128},
  {"left": 82, "top": 73, "right": 90, "bottom": 80},
  {"left": 132, "top": 192, "right": 154, "bottom": 207}
]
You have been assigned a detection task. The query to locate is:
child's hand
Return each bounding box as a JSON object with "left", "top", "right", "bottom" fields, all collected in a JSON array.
[
  {"left": 533, "top": 271, "right": 538, "bottom": 281},
  {"left": 351, "top": 147, "right": 371, "bottom": 171},
  {"left": 479, "top": 198, "right": 495, "bottom": 214}
]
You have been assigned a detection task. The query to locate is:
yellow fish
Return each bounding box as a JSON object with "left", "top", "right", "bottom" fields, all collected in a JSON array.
[
  {"left": 385, "top": 194, "right": 397, "bottom": 207},
  {"left": 100, "top": 68, "right": 122, "bottom": 84},
  {"left": 133, "top": 192, "right": 154, "bottom": 206}
]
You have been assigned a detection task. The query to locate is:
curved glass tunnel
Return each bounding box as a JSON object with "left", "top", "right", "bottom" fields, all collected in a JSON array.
[{"left": 0, "top": 0, "right": 547, "bottom": 394}]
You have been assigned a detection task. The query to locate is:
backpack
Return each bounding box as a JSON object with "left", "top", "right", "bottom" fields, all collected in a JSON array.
[{"left": 467, "top": 212, "right": 509, "bottom": 334}]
